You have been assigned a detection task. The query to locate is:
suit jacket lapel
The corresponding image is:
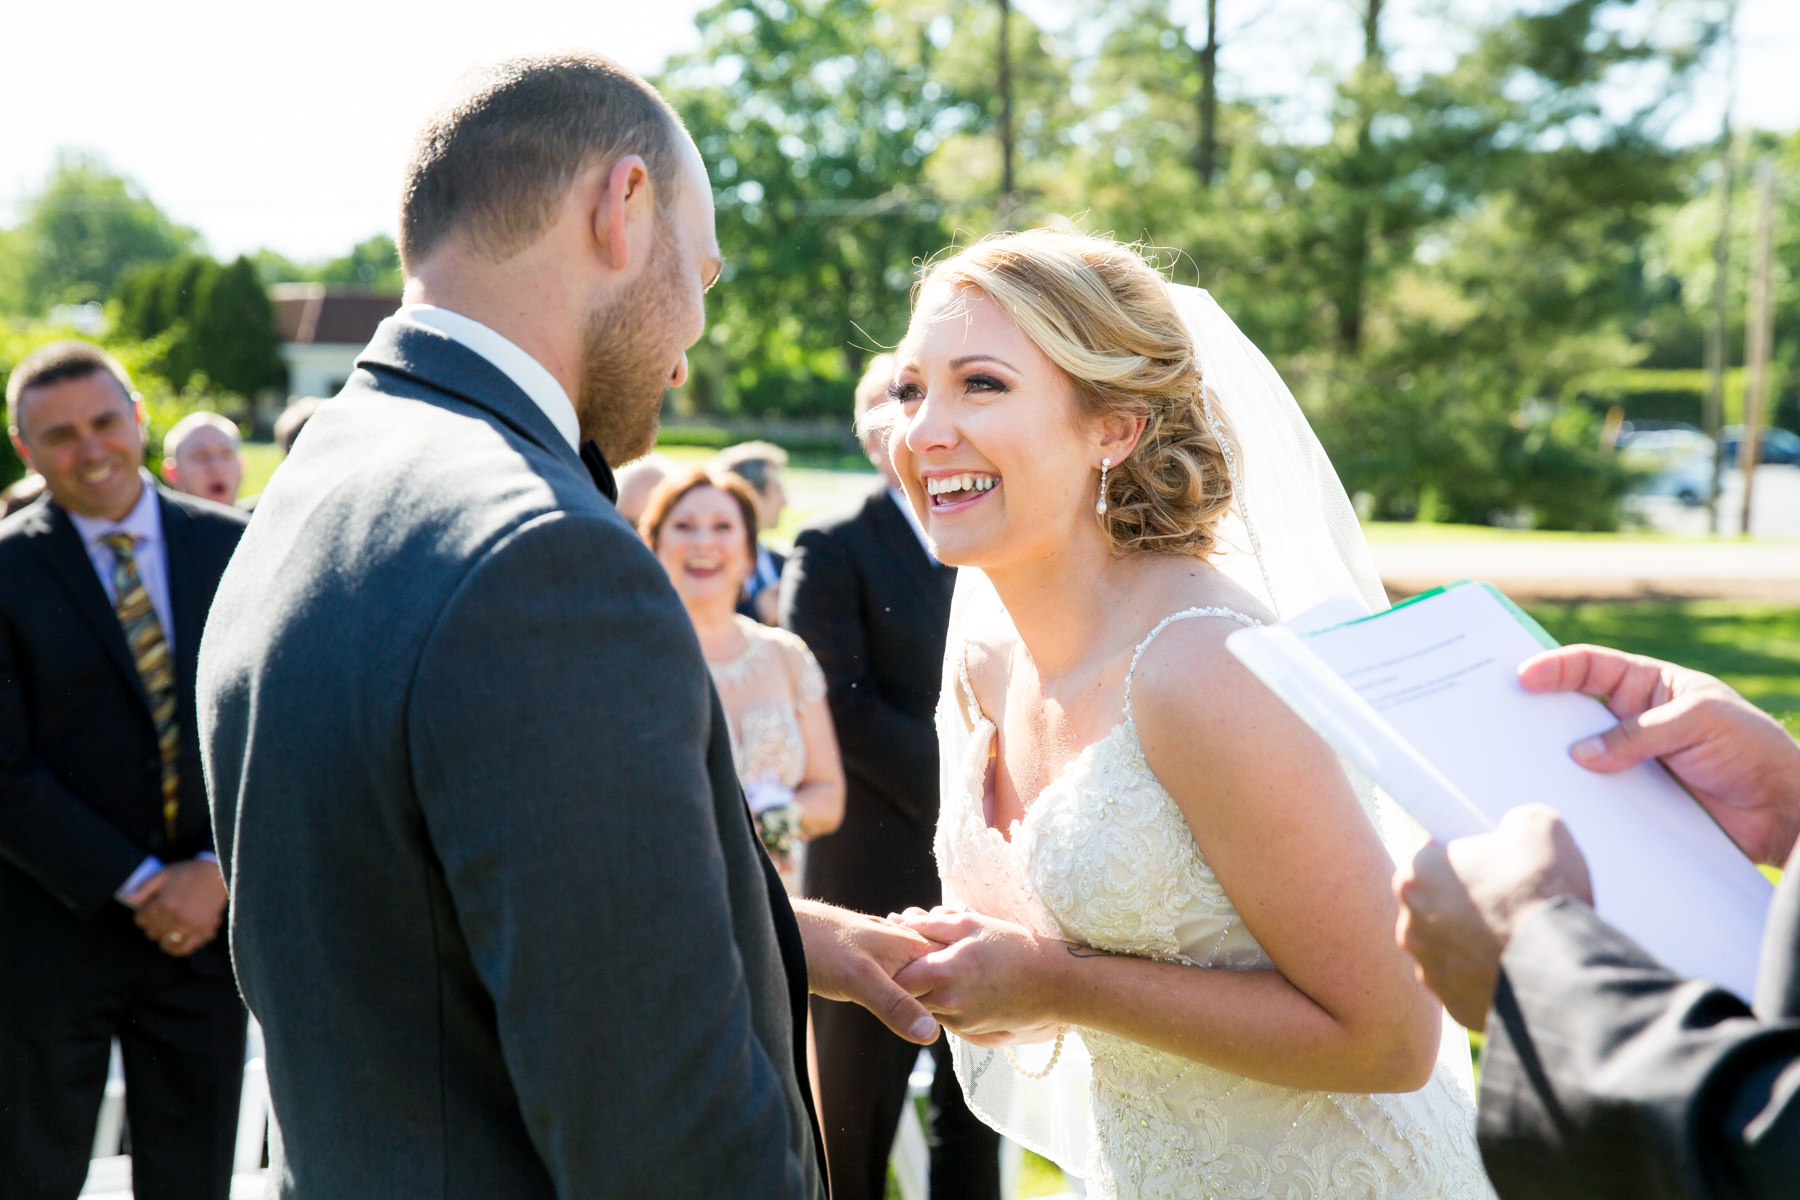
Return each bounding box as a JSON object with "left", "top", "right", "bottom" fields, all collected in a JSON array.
[
  {"left": 31, "top": 502, "right": 152, "bottom": 711},
  {"left": 867, "top": 488, "right": 953, "bottom": 625},
  {"left": 159, "top": 491, "right": 205, "bottom": 707}
]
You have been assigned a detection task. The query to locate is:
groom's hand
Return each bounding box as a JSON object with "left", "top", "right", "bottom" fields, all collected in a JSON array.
[
  {"left": 890, "top": 907, "right": 1070, "bottom": 1045},
  {"left": 792, "top": 900, "right": 942, "bottom": 1044}
]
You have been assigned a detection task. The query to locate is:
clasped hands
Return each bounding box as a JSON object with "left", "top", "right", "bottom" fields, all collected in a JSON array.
[
  {"left": 794, "top": 899, "right": 1071, "bottom": 1047},
  {"left": 124, "top": 858, "right": 228, "bottom": 958}
]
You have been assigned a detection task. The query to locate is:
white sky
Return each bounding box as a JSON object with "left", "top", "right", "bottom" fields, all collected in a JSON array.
[{"left": 3, "top": 0, "right": 1793, "bottom": 263}]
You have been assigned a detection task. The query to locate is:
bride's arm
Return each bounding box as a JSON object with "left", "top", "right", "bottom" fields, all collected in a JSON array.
[{"left": 898, "top": 619, "right": 1442, "bottom": 1094}]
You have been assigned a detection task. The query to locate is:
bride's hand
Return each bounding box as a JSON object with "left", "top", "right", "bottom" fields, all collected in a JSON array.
[{"left": 890, "top": 908, "right": 1080, "bottom": 1040}]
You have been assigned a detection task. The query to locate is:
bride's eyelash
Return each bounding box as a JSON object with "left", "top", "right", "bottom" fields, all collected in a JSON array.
[
  {"left": 887, "top": 381, "right": 922, "bottom": 402},
  {"left": 966, "top": 374, "right": 1006, "bottom": 392}
]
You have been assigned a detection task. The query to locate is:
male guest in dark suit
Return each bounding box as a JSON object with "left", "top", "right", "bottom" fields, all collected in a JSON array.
[
  {"left": 198, "top": 53, "right": 939, "bottom": 1198},
  {"left": 1395, "top": 643, "right": 1800, "bottom": 1199},
  {"left": 0, "top": 342, "right": 248, "bottom": 1200},
  {"left": 781, "top": 355, "right": 1001, "bottom": 1200}
]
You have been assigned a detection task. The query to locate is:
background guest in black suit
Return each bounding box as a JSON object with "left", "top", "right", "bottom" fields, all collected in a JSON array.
[
  {"left": 716, "top": 439, "right": 789, "bottom": 624},
  {"left": 780, "top": 354, "right": 1000, "bottom": 1200},
  {"left": 1396, "top": 643, "right": 1800, "bottom": 1199},
  {"left": 0, "top": 342, "right": 248, "bottom": 1200}
]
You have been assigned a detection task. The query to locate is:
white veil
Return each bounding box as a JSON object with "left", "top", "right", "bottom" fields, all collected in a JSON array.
[{"left": 934, "top": 285, "right": 1477, "bottom": 1177}]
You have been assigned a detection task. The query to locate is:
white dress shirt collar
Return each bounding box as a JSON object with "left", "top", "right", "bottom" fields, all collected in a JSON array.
[
  {"left": 68, "top": 467, "right": 163, "bottom": 557},
  {"left": 400, "top": 304, "right": 581, "bottom": 451}
]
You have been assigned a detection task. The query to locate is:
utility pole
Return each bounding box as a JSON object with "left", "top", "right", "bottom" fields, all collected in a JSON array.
[
  {"left": 1195, "top": 0, "right": 1219, "bottom": 188},
  {"left": 1739, "top": 157, "right": 1776, "bottom": 536},
  {"left": 1702, "top": 3, "right": 1737, "bottom": 533},
  {"left": 996, "top": 0, "right": 1017, "bottom": 229}
]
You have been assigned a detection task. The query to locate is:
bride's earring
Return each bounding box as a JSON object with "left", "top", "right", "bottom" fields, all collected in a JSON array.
[{"left": 1095, "top": 457, "right": 1111, "bottom": 516}]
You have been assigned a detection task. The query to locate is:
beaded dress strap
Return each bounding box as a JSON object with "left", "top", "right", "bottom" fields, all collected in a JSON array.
[
  {"left": 955, "top": 639, "right": 986, "bottom": 728},
  {"left": 1122, "top": 607, "right": 1263, "bottom": 726}
]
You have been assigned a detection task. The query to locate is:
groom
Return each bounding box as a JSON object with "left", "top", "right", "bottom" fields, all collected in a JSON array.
[{"left": 199, "top": 52, "right": 937, "bottom": 1197}]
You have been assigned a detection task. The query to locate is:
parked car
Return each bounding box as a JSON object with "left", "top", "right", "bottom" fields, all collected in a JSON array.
[
  {"left": 1616, "top": 426, "right": 1715, "bottom": 474},
  {"left": 1721, "top": 425, "right": 1800, "bottom": 467},
  {"left": 1637, "top": 451, "right": 1716, "bottom": 508}
]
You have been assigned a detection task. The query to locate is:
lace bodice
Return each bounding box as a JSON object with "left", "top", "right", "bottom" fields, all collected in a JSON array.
[
  {"left": 936, "top": 607, "right": 1495, "bottom": 1200},
  {"left": 707, "top": 617, "right": 827, "bottom": 789}
]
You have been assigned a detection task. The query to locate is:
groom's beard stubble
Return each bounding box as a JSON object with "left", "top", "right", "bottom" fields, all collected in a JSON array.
[{"left": 577, "top": 234, "right": 686, "bottom": 466}]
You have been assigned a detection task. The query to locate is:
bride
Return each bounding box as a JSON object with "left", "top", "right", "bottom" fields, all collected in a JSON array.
[{"left": 876, "top": 229, "right": 1495, "bottom": 1199}]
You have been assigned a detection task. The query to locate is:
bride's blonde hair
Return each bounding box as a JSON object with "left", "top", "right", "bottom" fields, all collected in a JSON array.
[{"left": 920, "top": 229, "right": 1234, "bottom": 558}]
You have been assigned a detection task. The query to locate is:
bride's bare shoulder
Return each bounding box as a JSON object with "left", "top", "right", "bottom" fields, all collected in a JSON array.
[{"left": 960, "top": 617, "right": 1019, "bottom": 717}]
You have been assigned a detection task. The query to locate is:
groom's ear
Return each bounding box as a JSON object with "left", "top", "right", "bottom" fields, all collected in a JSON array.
[{"left": 593, "top": 154, "right": 653, "bottom": 274}]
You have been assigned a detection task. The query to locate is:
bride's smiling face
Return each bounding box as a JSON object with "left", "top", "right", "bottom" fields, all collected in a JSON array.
[{"left": 890, "top": 283, "right": 1105, "bottom": 571}]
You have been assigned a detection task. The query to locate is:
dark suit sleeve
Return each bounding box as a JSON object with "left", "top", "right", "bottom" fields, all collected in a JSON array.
[
  {"left": 779, "top": 526, "right": 936, "bottom": 828},
  {"left": 0, "top": 610, "right": 148, "bottom": 916},
  {"left": 406, "top": 511, "right": 806, "bottom": 1197},
  {"left": 1477, "top": 895, "right": 1800, "bottom": 1200}
]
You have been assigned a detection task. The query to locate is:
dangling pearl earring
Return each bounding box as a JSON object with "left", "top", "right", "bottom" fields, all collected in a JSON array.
[{"left": 1096, "top": 457, "right": 1111, "bottom": 516}]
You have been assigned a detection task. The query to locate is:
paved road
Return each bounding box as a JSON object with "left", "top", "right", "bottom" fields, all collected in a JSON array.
[
  {"left": 777, "top": 465, "right": 1800, "bottom": 602},
  {"left": 1372, "top": 538, "right": 1800, "bottom": 602},
  {"left": 1627, "top": 464, "right": 1800, "bottom": 541}
]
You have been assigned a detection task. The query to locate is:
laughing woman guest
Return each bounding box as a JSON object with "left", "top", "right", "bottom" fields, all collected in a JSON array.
[{"left": 642, "top": 469, "right": 844, "bottom": 890}]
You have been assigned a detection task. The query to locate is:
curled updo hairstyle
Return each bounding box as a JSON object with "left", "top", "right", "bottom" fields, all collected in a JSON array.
[{"left": 921, "top": 229, "right": 1234, "bottom": 559}]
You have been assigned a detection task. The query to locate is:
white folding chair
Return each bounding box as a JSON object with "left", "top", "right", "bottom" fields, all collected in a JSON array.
[{"left": 888, "top": 1047, "right": 1038, "bottom": 1200}]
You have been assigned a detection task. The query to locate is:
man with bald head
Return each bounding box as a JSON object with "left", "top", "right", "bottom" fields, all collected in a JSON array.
[
  {"left": 1, "top": 342, "right": 248, "bottom": 1199},
  {"left": 161, "top": 411, "right": 245, "bottom": 508},
  {"left": 198, "top": 52, "right": 938, "bottom": 1198}
]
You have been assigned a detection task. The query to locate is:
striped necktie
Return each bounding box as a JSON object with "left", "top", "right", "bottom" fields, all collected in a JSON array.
[{"left": 100, "top": 533, "right": 180, "bottom": 844}]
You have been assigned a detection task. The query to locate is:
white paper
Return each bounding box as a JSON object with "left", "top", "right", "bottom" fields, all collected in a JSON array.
[{"left": 1227, "top": 583, "right": 1772, "bottom": 1000}]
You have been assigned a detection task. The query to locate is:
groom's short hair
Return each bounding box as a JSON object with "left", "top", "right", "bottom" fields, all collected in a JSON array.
[{"left": 399, "top": 50, "right": 686, "bottom": 268}]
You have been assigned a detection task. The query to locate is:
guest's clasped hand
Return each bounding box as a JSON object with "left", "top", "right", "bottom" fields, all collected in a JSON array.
[
  {"left": 1395, "top": 643, "right": 1800, "bottom": 1029},
  {"left": 125, "top": 858, "right": 229, "bottom": 958}
]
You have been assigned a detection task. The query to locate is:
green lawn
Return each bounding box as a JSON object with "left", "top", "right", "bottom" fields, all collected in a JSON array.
[
  {"left": 240, "top": 441, "right": 284, "bottom": 499},
  {"left": 1363, "top": 520, "right": 1700, "bottom": 544},
  {"left": 1522, "top": 600, "right": 1800, "bottom": 735}
]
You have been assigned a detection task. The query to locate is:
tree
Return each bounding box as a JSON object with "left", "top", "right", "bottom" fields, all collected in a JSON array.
[
  {"left": 658, "top": 0, "right": 975, "bottom": 415},
  {"left": 317, "top": 235, "right": 403, "bottom": 292},
  {"left": 112, "top": 255, "right": 282, "bottom": 399},
  {"left": 14, "top": 152, "right": 198, "bottom": 313},
  {"left": 189, "top": 257, "right": 285, "bottom": 398}
]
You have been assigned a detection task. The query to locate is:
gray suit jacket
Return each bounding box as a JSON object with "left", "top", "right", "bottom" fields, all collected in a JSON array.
[
  {"left": 198, "top": 315, "right": 823, "bottom": 1198},
  {"left": 1477, "top": 841, "right": 1800, "bottom": 1199}
]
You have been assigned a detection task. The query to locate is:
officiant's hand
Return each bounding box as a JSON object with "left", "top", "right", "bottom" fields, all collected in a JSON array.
[
  {"left": 888, "top": 907, "right": 1071, "bottom": 1046},
  {"left": 1394, "top": 805, "right": 1594, "bottom": 1030},
  {"left": 791, "top": 900, "right": 943, "bottom": 1044},
  {"left": 1519, "top": 644, "right": 1800, "bottom": 868}
]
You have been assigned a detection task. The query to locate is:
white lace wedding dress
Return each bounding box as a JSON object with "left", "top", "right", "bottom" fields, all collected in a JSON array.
[{"left": 936, "top": 607, "right": 1498, "bottom": 1200}]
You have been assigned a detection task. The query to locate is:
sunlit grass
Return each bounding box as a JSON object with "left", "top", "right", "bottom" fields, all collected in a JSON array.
[
  {"left": 1523, "top": 600, "right": 1800, "bottom": 735},
  {"left": 239, "top": 441, "right": 284, "bottom": 499}
]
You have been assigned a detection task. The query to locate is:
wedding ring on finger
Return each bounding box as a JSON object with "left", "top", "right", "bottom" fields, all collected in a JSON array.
[{"left": 167, "top": 930, "right": 185, "bottom": 945}]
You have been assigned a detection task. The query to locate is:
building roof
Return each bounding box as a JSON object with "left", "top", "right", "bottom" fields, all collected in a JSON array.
[{"left": 270, "top": 284, "right": 400, "bottom": 346}]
